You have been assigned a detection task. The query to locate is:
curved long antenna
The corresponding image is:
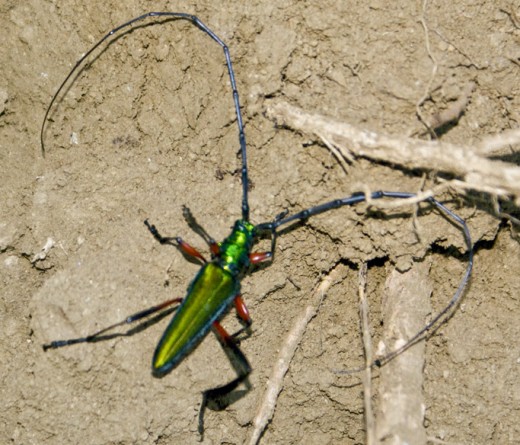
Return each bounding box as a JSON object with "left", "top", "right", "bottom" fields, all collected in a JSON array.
[
  {"left": 257, "top": 190, "right": 473, "bottom": 370},
  {"left": 40, "top": 12, "right": 250, "bottom": 220}
]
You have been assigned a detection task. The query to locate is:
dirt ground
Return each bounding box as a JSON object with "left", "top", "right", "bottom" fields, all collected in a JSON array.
[{"left": 1, "top": 0, "right": 519, "bottom": 444}]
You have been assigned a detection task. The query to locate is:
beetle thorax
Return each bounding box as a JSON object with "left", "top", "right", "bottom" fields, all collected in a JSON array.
[{"left": 218, "top": 220, "right": 256, "bottom": 277}]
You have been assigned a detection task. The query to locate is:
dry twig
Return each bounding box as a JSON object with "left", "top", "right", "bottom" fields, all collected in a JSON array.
[
  {"left": 423, "top": 82, "right": 476, "bottom": 133},
  {"left": 266, "top": 101, "right": 520, "bottom": 206},
  {"left": 248, "top": 265, "right": 344, "bottom": 445},
  {"left": 375, "top": 263, "right": 432, "bottom": 445},
  {"left": 358, "top": 263, "right": 376, "bottom": 445},
  {"left": 415, "top": 1, "right": 476, "bottom": 136},
  {"left": 416, "top": 0, "right": 438, "bottom": 137}
]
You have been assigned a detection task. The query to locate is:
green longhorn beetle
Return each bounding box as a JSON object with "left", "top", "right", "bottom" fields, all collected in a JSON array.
[{"left": 41, "top": 12, "right": 474, "bottom": 434}]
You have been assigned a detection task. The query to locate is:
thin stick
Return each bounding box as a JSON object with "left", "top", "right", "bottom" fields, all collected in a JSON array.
[
  {"left": 358, "top": 263, "right": 376, "bottom": 445},
  {"left": 416, "top": 0, "right": 438, "bottom": 137},
  {"left": 248, "top": 265, "right": 343, "bottom": 445}
]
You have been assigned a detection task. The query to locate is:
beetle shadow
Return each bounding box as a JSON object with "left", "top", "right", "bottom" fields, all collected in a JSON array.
[{"left": 196, "top": 326, "right": 253, "bottom": 438}]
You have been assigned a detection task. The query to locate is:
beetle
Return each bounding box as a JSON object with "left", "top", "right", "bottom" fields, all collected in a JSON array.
[{"left": 41, "top": 12, "right": 473, "bottom": 434}]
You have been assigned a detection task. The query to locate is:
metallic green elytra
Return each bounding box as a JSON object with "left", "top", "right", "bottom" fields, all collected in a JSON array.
[
  {"left": 41, "top": 12, "right": 474, "bottom": 437},
  {"left": 153, "top": 220, "right": 256, "bottom": 375}
]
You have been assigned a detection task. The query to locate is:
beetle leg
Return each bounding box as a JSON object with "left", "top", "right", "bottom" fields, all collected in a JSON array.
[
  {"left": 145, "top": 219, "right": 208, "bottom": 263},
  {"left": 43, "top": 297, "right": 183, "bottom": 351}
]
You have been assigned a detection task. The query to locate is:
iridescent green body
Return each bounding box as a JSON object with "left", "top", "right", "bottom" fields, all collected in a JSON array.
[
  {"left": 40, "top": 13, "right": 474, "bottom": 436},
  {"left": 152, "top": 220, "right": 256, "bottom": 375}
]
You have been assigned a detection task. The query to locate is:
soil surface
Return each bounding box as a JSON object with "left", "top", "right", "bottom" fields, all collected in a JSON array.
[{"left": 1, "top": 1, "right": 519, "bottom": 444}]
